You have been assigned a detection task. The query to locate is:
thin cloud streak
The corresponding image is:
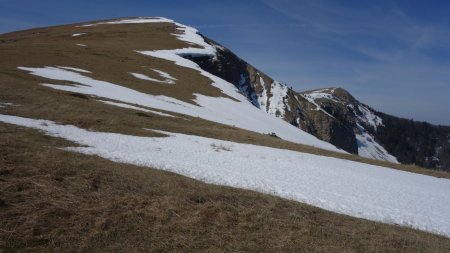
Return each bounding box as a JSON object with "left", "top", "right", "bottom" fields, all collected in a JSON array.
[
  {"left": 253, "top": 0, "right": 450, "bottom": 124},
  {"left": 193, "top": 23, "right": 306, "bottom": 29}
]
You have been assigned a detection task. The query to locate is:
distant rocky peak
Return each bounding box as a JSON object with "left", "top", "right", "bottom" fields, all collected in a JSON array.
[
  {"left": 301, "top": 87, "right": 383, "bottom": 131},
  {"left": 184, "top": 33, "right": 448, "bottom": 168}
]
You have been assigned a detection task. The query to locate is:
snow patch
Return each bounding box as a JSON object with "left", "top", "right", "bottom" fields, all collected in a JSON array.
[
  {"left": 136, "top": 50, "right": 246, "bottom": 101},
  {"left": 0, "top": 113, "right": 449, "bottom": 238},
  {"left": 357, "top": 104, "right": 383, "bottom": 130},
  {"left": 136, "top": 21, "right": 247, "bottom": 99},
  {"left": 17, "top": 66, "right": 342, "bottom": 152},
  {"left": 76, "top": 44, "right": 86, "bottom": 47},
  {"left": 356, "top": 124, "right": 398, "bottom": 163},
  {"left": 301, "top": 92, "right": 336, "bottom": 119},
  {"left": 213, "top": 44, "right": 225, "bottom": 51},
  {"left": 305, "top": 88, "right": 340, "bottom": 103},
  {"left": 130, "top": 72, "right": 175, "bottom": 84},
  {"left": 57, "top": 66, "right": 91, "bottom": 73},
  {"left": 81, "top": 17, "right": 173, "bottom": 27},
  {"left": 257, "top": 75, "right": 268, "bottom": 110},
  {"left": 0, "top": 102, "right": 14, "bottom": 108},
  {"left": 72, "top": 33, "right": 85, "bottom": 37},
  {"left": 152, "top": 69, "right": 177, "bottom": 81},
  {"left": 130, "top": 69, "right": 176, "bottom": 84},
  {"left": 267, "top": 81, "right": 289, "bottom": 118},
  {"left": 172, "top": 24, "right": 217, "bottom": 56}
]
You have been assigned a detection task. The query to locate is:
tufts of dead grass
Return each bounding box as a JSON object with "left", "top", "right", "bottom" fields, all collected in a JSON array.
[
  {"left": 211, "top": 143, "right": 232, "bottom": 152},
  {"left": 0, "top": 72, "right": 448, "bottom": 180},
  {"left": 1, "top": 121, "right": 450, "bottom": 252},
  {"left": 0, "top": 20, "right": 448, "bottom": 178},
  {"left": 1, "top": 19, "right": 450, "bottom": 251}
]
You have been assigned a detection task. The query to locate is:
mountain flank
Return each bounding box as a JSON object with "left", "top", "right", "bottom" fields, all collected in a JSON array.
[
  {"left": 1, "top": 17, "right": 449, "bottom": 251},
  {"left": 190, "top": 39, "right": 450, "bottom": 171}
]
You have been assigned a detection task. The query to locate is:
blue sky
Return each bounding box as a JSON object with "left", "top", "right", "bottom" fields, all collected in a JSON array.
[{"left": 1, "top": 0, "right": 449, "bottom": 125}]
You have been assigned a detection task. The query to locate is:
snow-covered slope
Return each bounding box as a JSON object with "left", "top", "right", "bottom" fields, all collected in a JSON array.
[
  {"left": 17, "top": 17, "right": 343, "bottom": 153},
  {"left": 356, "top": 124, "right": 398, "bottom": 162},
  {"left": 239, "top": 72, "right": 291, "bottom": 119},
  {"left": 266, "top": 81, "right": 290, "bottom": 118},
  {"left": 18, "top": 65, "right": 341, "bottom": 152},
  {"left": 178, "top": 32, "right": 401, "bottom": 163},
  {"left": 112, "top": 19, "right": 397, "bottom": 164},
  {"left": 1, "top": 114, "right": 449, "bottom": 238},
  {"left": 63, "top": 17, "right": 449, "bottom": 169},
  {"left": 3, "top": 17, "right": 450, "bottom": 246}
]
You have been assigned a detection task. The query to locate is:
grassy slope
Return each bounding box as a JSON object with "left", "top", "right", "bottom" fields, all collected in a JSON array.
[
  {"left": 0, "top": 20, "right": 447, "bottom": 179},
  {"left": 1, "top": 123, "right": 449, "bottom": 252},
  {"left": 1, "top": 19, "right": 450, "bottom": 251}
]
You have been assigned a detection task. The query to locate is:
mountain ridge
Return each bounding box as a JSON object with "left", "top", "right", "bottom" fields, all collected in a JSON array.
[
  {"left": 1, "top": 17, "right": 450, "bottom": 251},
  {"left": 188, "top": 35, "right": 450, "bottom": 170},
  {"left": 1, "top": 16, "right": 449, "bottom": 170}
]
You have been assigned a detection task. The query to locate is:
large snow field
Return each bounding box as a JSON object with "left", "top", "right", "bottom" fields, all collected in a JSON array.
[{"left": 0, "top": 113, "right": 449, "bottom": 237}]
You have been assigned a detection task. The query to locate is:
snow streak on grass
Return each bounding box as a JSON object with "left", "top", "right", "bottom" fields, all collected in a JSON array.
[{"left": 0, "top": 113, "right": 449, "bottom": 238}]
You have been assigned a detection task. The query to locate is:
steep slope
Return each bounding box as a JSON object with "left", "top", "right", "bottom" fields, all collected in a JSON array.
[
  {"left": 23, "top": 17, "right": 341, "bottom": 152},
  {"left": 300, "top": 88, "right": 397, "bottom": 163},
  {"left": 186, "top": 41, "right": 373, "bottom": 156},
  {"left": 1, "top": 17, "right": 450, "bottom": 250},
  {"left": 2, "top": 122, "right": 449, "bottom": 252},
  {"left": 2, "top": 113, "right": 450, "bottom": 237},
  {"left": 299, "top": 88, "right": 450, "bottom": 171},
  {"left": 375, "top": 113, "right": 450, "bottom": 170},
  {"left": 187, "top": 38, "right": 450, "bottom": 170}
]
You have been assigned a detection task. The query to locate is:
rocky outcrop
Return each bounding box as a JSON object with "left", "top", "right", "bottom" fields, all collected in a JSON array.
[{"left": 300, "top": 88, "right": 398, "bottom": 163}]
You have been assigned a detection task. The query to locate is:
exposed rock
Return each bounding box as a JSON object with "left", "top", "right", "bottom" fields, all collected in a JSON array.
[{"left": 187, "top": 35, "right": 450, "bottom": 170}]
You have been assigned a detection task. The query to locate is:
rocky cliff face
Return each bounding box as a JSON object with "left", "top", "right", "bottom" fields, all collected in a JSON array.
[
  {"left": 189, "top": 38, "right": 364, "bottom": 155},
  {"left": 298, "top": 88, "right": 450, "bottom": 171},
  {"left": 187, "top": 36, "right": 450, "bottom": 171},
  {"left": 300, "top": 88, "right": 398, "bottom": 163}
]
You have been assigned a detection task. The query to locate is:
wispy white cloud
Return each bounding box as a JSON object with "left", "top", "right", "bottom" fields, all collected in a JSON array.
[
  {"left": 193, "top": 23, "right": 304, "bottom": 29},
  {"left": 253, "top": 0, "right": 450, "bottom": 124},
  {"left": 261, "top": 0, "right": 450, "bottom": 58}
]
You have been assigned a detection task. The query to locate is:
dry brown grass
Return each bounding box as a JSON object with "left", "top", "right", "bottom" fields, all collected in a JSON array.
[
  {"left": 0, "top": 71, "right": 448, "bottom": 180},
  {"left": 1, "top": 19, "right": 450, "bottom": 252},
  {"left": 1, "top": 19, "right": 448, "bottom": 179},
  {"left": 1, "top": 123, "right": 449, "bottom": 252},
  {"left": 0, "top": 20, "right": 235, "bottom": 104}
]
